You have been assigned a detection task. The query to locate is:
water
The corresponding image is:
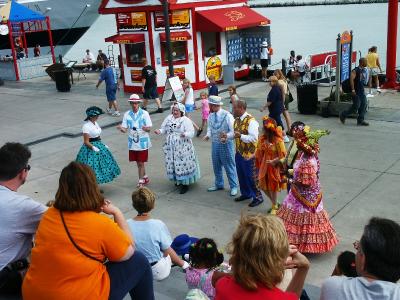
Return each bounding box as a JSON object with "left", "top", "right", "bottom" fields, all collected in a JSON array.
[{"left": 66, "top": 3, "right": 400, "bottom": 70}]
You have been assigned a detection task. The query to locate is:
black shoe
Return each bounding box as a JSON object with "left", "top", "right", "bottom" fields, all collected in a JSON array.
[
  {"left": 234, "top": 195, "right": 250, "bottom": 202},
  {"left": 157, "top": 108, "right": 163, "bottom": 113},
  {"left": 196, "top": 129, "right": 203, "bottom": 137},
  {"left": 248, "top": 199, "right": 264, "bottom": 207},
  {"left": 339, "top": 113, "right": 346, "bottom": 124},
  {"left": 357, "top": 121, "right": 369, "bottom": 126},
  {"left": 179, "top": 185, "right": 189, "bottom": 194},
  {"left": 100, "top": 189, "right": 104, "bottom": 194}
]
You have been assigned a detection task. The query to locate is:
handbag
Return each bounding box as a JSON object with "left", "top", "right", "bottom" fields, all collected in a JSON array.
[{"left": 60, "top": 210, "right": 107, "bottom": 264}]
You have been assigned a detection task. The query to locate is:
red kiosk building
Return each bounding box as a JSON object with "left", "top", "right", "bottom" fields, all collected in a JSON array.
[{"left": 99, "top": 0, "right": 270, "bottom": 93}]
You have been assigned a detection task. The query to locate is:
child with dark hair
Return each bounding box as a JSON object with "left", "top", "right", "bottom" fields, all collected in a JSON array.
[
  {"left": 186, "top": 238, "right": 226, "bottom": 299},
  {"left": 332, "top": 251, "right": 357, "bottom": 277}
]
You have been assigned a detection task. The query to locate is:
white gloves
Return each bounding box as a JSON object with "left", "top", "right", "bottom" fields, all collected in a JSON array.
[
  {"left": 182, "top": 261, "right": 190, "bottom": 270},
  {"left": 92, "top": 146, "right": 100, "bottom": 152}
]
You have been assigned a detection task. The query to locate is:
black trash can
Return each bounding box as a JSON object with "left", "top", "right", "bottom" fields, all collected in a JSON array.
[
  {"left": 54, "top": 69, "right": 71, "bottom": 92},
  {"left": 297, "top": 83, "right": 318, "bottom": 114}
]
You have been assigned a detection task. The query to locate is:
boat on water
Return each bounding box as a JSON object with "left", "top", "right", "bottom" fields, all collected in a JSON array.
[{"left": 0, "top": 0, "right": 101, "bottom": 57}]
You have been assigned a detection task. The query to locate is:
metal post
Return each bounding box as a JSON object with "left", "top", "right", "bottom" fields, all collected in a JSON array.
[
  {"left": 335, "top": 34, "right": 341, "bottom": 103},
  {"left": 349, "top": 30, "right": 353, "bottom": 77},
  {"left": 382, "top": 0, "right": 399, "bottom": 89},
  {"left": 162, "top": 0, "right": 174, "bottom": 77}
]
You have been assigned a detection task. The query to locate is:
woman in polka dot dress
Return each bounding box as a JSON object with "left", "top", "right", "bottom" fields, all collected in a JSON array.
[{"left": 76, "top": 106, "right": 121, "bottom": 184}]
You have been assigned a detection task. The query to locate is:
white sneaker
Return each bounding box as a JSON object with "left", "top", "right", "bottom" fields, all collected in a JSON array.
[
  {"left": 283, "top": 135, "right": 290, "bottom": 143},
  {"left": 112, "top": 111, "right": 120, "bottom": 117},
  {"left": 366, "top": 93, "right": 374, "bottom": 98},
  {"left": 106, "top": 108, "right": 113, "bottom": 115},
  {"left": 376, "top": 88, "right": 382, "bottom": 93}
]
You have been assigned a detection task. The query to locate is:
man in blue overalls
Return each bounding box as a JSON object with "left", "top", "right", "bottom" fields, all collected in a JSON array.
[{"left": 203, "top": 96, "right": 238, "bottom": 196}]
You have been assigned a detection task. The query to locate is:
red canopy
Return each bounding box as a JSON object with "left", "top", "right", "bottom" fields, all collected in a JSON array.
[
  {"left": 159, "top": 31, "right": 192, "bottom": 42},
  {"left": 196, "top": 6, "right": 270, "bottom": 32},
  {"left": 105, "top": 33, "right": 145, "bottom": 44}
]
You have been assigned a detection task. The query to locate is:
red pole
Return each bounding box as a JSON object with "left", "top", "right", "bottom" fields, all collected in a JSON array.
[
  {"left": 21, "top": 22, "right": 28, "bottom": 58},
  {"left": 383, "top": 0, "right": 399, "bottom": 89},
  {"left": 46, "top": 17, "right": 56, "bottom": 63},
  {"left": 8, "top": 21, "right": 20, "bottom": 81}
]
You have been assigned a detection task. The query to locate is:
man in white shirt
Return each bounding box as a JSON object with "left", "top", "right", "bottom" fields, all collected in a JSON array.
[
  {"left": 295, "top": 55, "right": 308, "bottom": 83},
  {"left": 82, "top": 49, "right": 95, "bottom": 70},
  {"left": 320, "top": 217, "right": 400, "bottom": 300},
  {"left": 260, "top": 41, "right": 269, "bottom": 81},
  {"left": 232, "top": 100, "right": 264, "bottom": 207},
  {"left": 0, "top": 143, "right": 47, "bottom": 296},
  {"left": 117, "top": 94, "right": 152, "bottom": 188},
  {"left": 203, "top": 96, "right": 238, "bottom": 197}
]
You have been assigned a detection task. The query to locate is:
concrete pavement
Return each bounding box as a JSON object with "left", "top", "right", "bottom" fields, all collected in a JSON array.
[{"left": 1, "top": 72, "right": 400, "bottom": 299}]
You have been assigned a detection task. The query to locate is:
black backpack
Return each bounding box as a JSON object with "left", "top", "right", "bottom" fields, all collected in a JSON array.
[{"left": 342, "top": 67, "right": 361, "bottom": 93}]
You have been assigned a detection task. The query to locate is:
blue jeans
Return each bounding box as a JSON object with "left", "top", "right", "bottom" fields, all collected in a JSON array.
[
  {"left": 269, "top": 113, "right": 284, "bottom": 130},
  {"left": 341, "top": 93, "right": 367, "bottom": 123},
  {"left": 107, "top": 251, "right": 154, "bottom": 300}
]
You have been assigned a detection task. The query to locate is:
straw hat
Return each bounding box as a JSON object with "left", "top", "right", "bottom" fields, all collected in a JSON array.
[
  {"left": 208, "top": 95, "right": 223, "bottom": 106},
  {"left": 128, "top": 94, "right": 143, "bottom": 102}
]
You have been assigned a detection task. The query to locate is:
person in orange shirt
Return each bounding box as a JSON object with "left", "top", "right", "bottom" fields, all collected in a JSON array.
[
  {"left": 22, "top": 162, "right": 154, "bottom": 300},
  {"left": 255, "top": 117, "right": 287, "bottom": 215}
]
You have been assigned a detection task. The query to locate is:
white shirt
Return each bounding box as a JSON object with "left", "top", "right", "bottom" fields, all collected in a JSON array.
[
  {"left": 83, "top": 52, "right": 95, "bottom": 63},
  {"left": 320, "top": 276, "right": 400, "bottom": 300},
  {"left": 121, "top": 108, "right": 152, "bottom": 151},
  {"left": 0, "top": 185, "right": 47, "bottom": 270},
  {"left": 296, "top": 59, "right": 308, "bottom": 72},
  {"left": 237, "top": 112, "right": 259, "bottom": 144},
  {"left": 260, "top": 46, "right": 269, "bottom": 60},
  {"left": 183, "top": 87, "right": 194, "bottom": 106},
  {"left": 82, "top": 121, "right": 101, "bottom": 138},
  {"left": 206, "top": 108, "right": 235, "bottom": 139},
  {"left": 159, "top": 114, "right": 195, "bottom": 138}
]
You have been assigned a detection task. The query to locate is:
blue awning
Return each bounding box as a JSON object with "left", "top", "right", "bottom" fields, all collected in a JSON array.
[{"left": 0, "top": 0, "right": 45, "bottom": 22}]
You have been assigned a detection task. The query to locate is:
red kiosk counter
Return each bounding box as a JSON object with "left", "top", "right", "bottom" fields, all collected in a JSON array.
[{"left": 99, "top": 0, "right": 271, "bottom": 93}]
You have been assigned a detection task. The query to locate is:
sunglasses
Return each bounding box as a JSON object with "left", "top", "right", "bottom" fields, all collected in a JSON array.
[{"left": 24, "top": 164, "right": 31, "bottom": 171}]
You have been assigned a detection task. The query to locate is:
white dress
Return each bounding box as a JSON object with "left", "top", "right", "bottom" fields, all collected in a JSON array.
[{"left": 159, "top": 115, "right": 200, "bottom": 185}]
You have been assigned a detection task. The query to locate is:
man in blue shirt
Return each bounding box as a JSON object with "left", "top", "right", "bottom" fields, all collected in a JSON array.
[{"left": 96, "top": 60, "right": 120, "bottom": 117}]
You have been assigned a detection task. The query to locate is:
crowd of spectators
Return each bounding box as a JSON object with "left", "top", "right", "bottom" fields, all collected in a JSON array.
[{"left": 1, "top": 142, "right": 399, "bottom": 300}]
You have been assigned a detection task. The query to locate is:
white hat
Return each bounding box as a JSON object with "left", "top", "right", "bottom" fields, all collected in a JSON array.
[
  {"left": 171, "top": 102, "right": 186, "bottom": 115},
  {"left": 128, "top": 94, "right": 143, "bottom": 102},
  {"left": 208, "top": 95, "right": 223, "bottom": 106},
  {"left": 261, "top": 41, "right": 268, "bottom": 47}
]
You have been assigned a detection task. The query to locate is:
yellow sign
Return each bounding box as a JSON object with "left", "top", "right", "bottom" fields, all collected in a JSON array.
[
  {"left": 131, "top": 12, "right": 147, "bottom": 27},
  {"left": 171, "top": 9, "right": 190, "bottom": 26},
  {"left": 225, "top": 26, "right": 238, "bottom": 31},
  {"left": 117, "top": 12, "right": 147, "bottom": 31},
  {"left": 154, "top": 9, "right": 190, "bottom": 30},
  {"left": 130, "top": 70, "right": 142, "bottom": 83},
  {"left": 205, "top": 56, "right": 223, "bottom": 81},
  {"left": 166, "top": 67, "right": 186, "bottom": 79}
]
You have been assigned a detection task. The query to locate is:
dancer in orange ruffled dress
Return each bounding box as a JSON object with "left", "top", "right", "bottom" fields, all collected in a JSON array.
[{"left": 255, "top": 117, "right": 287, "bottom": 215}]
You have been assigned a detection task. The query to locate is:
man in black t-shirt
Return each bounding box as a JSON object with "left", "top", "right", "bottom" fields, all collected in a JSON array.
[{"left": 141, "top": 59, "right": 162, "bottom": 113}]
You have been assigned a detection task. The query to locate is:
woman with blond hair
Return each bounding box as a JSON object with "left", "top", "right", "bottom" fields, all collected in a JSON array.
[
  {"left": 182, "top": 78, "right": 200, "bottom": 131},
  {"left": 227, "top": 85, "right": 239, "bottom": 113},
  {"left": 273, "top": 69, "right": 292, "bottom": 131},
  {"left": 22, "top": 162, "right": 154, "bottom": 300},
  {"left": 214, "top": 214, "right": 310, "bottom": 300},
  {"left": 260, "top": 76, "right": 290, "bottom": 143}
]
